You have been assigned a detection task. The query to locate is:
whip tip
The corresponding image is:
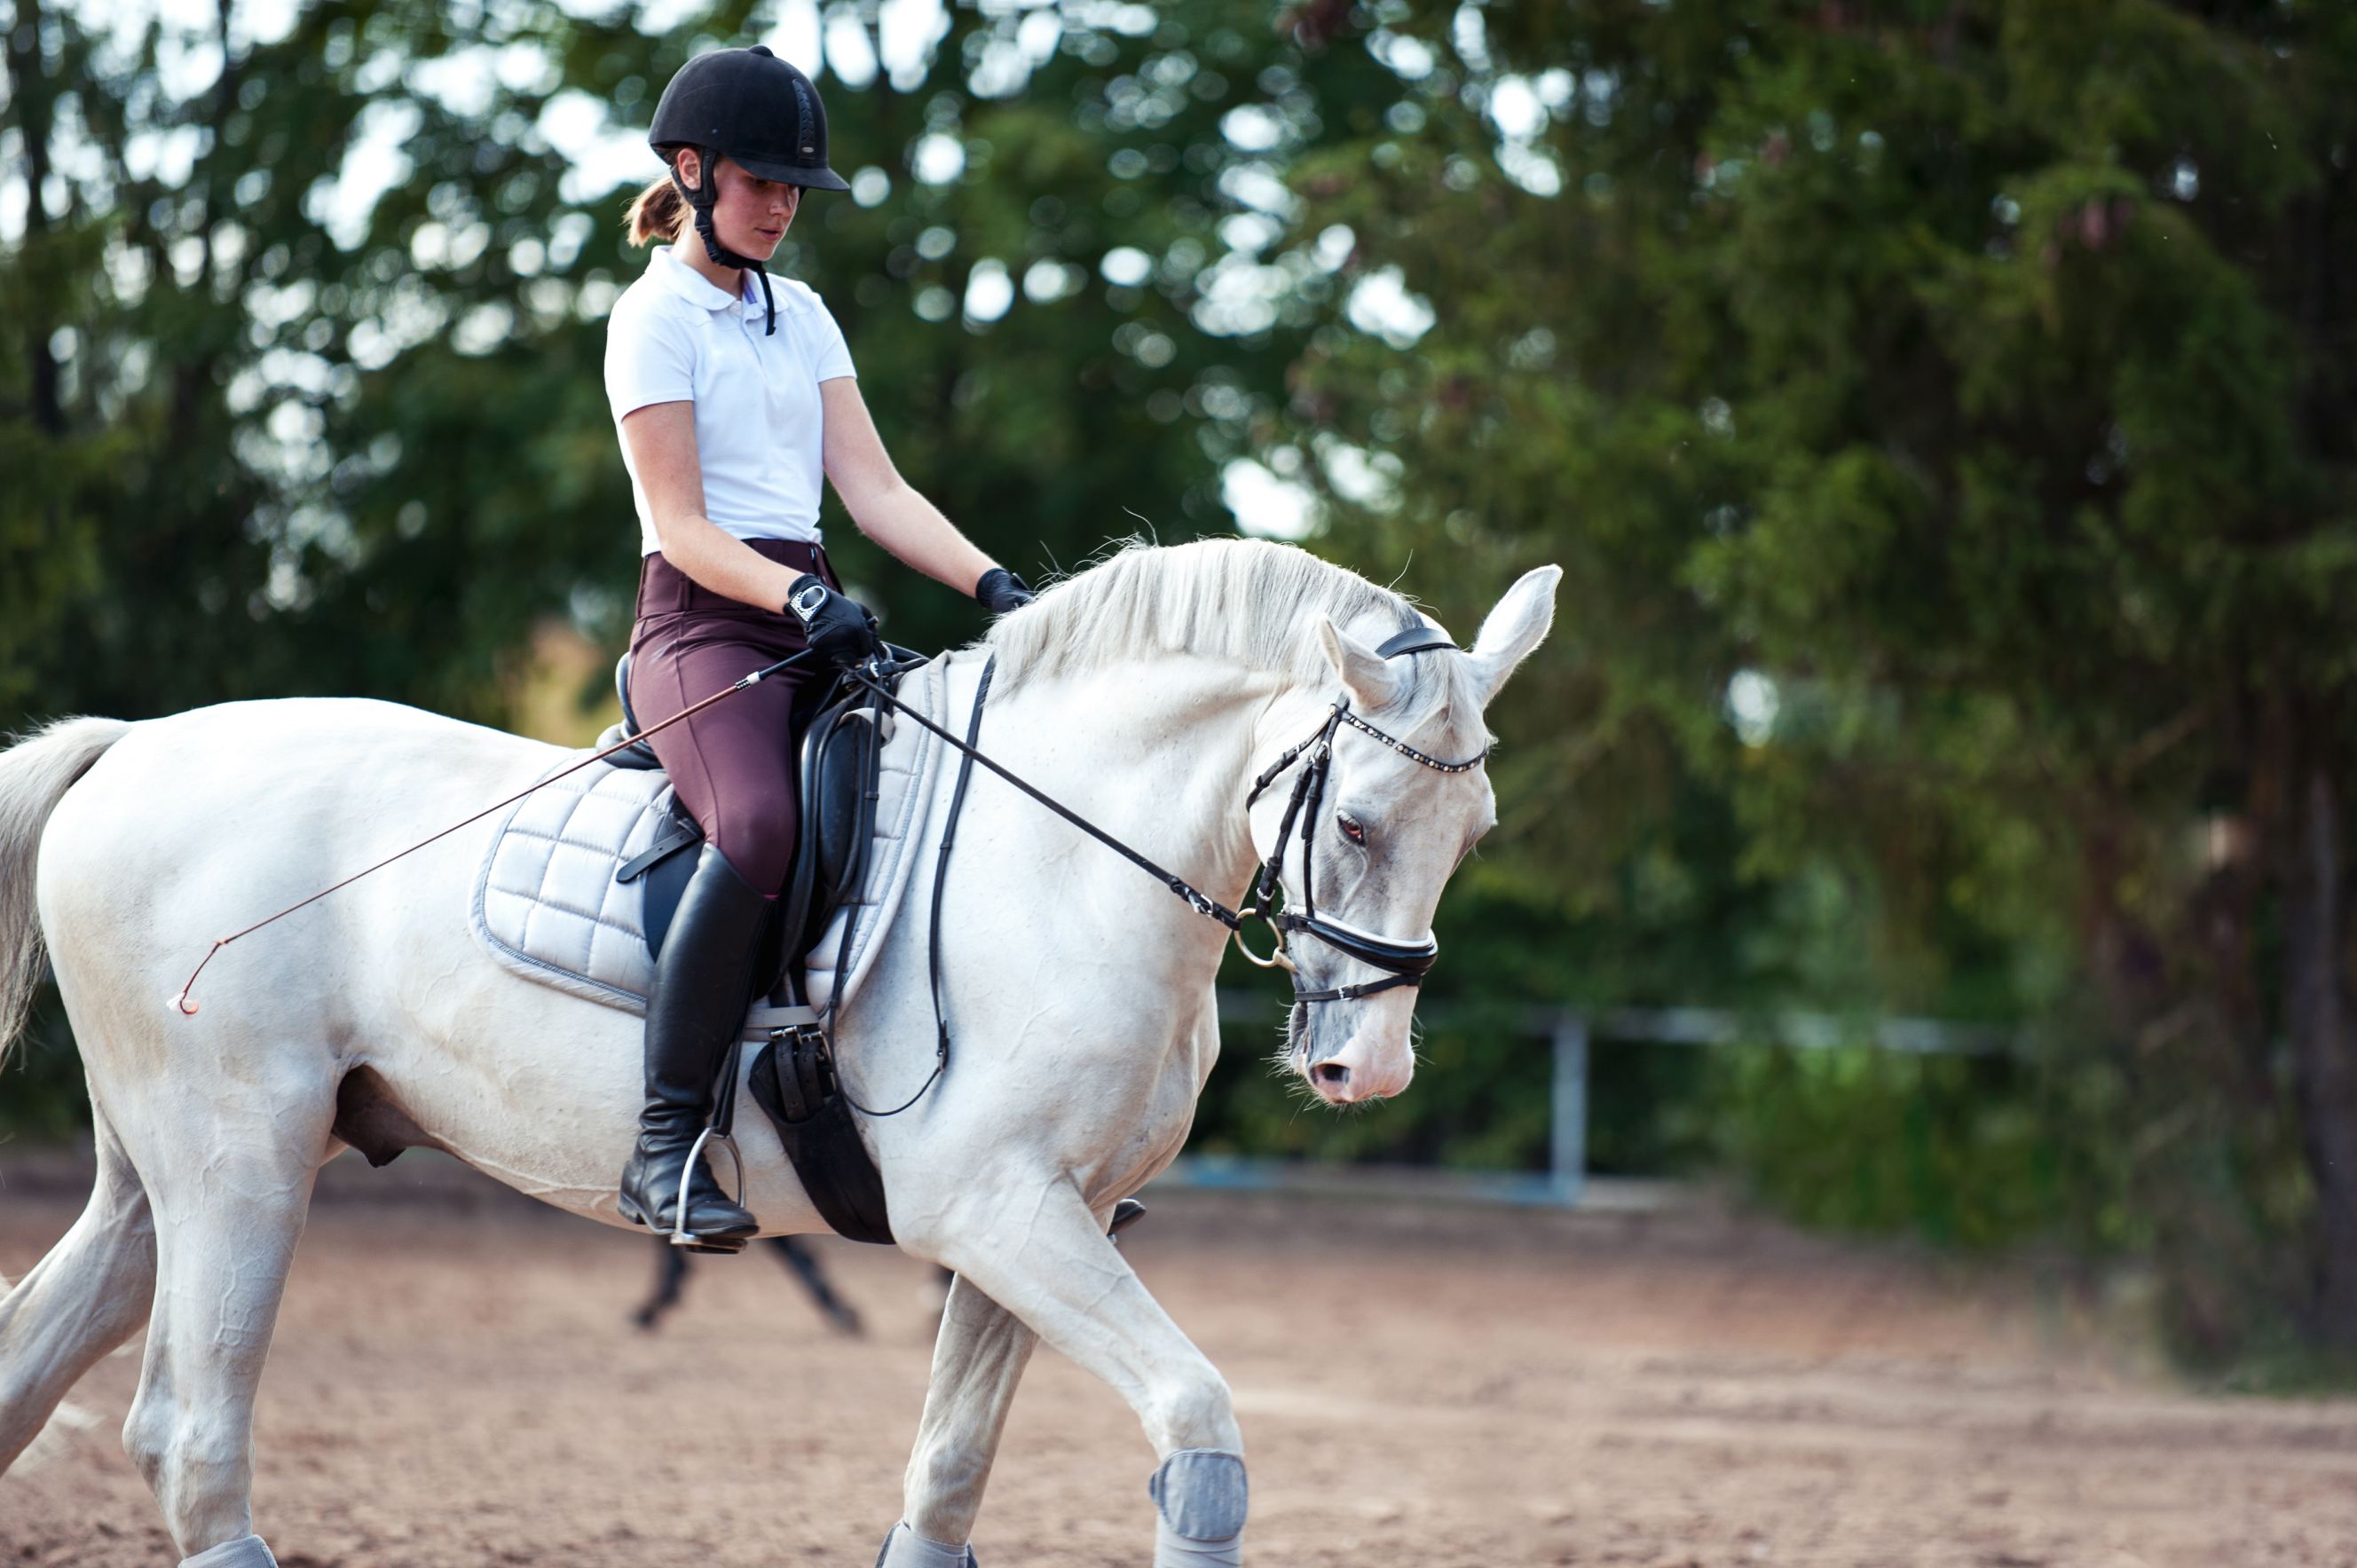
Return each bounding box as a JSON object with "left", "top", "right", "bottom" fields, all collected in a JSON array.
[{"left": 170, "top": 990, "right": 199, "bottom": 1016}]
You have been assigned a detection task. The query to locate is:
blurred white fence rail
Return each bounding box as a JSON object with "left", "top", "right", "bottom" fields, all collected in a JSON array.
[{"left": 1157, "top": 996, "right": 2015, "bottom": 1209}]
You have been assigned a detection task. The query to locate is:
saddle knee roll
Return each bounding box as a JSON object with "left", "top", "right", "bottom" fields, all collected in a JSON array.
[{"left": 1148, "top": 1448, "right": 1249, "bottom": 1564}]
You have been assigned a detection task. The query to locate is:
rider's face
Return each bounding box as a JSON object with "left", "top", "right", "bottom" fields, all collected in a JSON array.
[{"left": 680, "top": 151, "right": 800, "bottom": 262}]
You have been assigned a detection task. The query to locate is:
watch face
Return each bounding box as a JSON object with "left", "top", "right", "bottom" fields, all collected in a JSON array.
[{"left": 792, "top": 584, "right": 827, "bottom": 619}]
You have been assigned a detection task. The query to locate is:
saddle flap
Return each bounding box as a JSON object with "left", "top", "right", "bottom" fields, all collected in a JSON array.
[
  {"left": 635, "top": 793, "right": 706, "bottom": 959},
  {"left": 814, "top": 710, "right": 882, "bottom": 899},
  {"left": 774, "top": 691, "right": 887, "bottom": 981}
]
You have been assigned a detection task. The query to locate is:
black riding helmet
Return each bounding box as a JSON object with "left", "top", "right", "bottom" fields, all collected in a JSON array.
[{"left": 649, "top": 44, "right": 848, "bottom": 335}]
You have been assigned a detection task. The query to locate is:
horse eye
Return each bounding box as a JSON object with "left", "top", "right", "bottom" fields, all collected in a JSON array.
[{"left": 1336, "top": 811, "right": 1367, "bottom": 847}]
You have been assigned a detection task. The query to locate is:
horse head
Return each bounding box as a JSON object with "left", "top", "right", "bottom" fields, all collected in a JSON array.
[{"left": 1249, "top": 565, "right": 1561, "bottom": 1105}]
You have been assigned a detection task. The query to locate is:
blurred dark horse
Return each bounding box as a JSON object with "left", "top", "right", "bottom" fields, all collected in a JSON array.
[
  {"left": 633, "top": 1235, "right": 866, "bottom": 1335},
  {"left": 634, "top": 1199, "right": 1151, "bottom": 1334}
]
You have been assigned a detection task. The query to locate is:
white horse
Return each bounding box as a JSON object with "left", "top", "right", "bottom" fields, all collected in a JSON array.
[{"left": 0, "top": 539, "right": 1557, "bottom": 1566}]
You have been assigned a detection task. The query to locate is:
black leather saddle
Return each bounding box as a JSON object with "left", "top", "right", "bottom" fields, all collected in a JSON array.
[
  {"left": 599, "top": 650, "right": 904, "bottom": 1247},
  {"left": 598, "top": 650, "right": 887, "bottom": 991}
]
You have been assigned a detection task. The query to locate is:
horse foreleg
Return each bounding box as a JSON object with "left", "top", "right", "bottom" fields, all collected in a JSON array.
[
  {"left": 874, "top": 1273, "right": 1038, "bottom": 1564},
  {"left": 0, "top": 1112, "right": 156, "bottom": 1472},
  {"left": 120, "top": 1099, "right": 329, "bottom": 1568},
  {"left": 911, "top": 1179, "right": 1248, "bottom": 1568}
]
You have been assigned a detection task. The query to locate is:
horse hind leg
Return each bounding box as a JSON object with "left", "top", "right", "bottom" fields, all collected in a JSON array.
[
  {"left": 0, "top": 1110, "right": 158, "bottom": 1473},
  {"left": 118, "top": 1088, "right": 333, "bottom": 1567}
]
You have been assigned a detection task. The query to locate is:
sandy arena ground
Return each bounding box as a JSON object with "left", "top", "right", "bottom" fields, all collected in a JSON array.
[{"left": 4, "top": 1153, "right": 2356, "bottom": 1567}]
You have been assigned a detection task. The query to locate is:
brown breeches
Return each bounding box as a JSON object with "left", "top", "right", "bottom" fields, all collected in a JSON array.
[{"left": 627, "top": 539, "right": 840, "bottom": 897}]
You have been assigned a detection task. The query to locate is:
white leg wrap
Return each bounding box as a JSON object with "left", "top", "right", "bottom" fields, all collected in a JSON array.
[
  {"left": 874, "top": 1521, "right": 977, "bottom": 1567},
  {"left": 181, "top": 1537, "right": 279, "bottom": 1568},
  {"left": 1149, "top": 1449, "right": 1248, "bottom": 1566}
]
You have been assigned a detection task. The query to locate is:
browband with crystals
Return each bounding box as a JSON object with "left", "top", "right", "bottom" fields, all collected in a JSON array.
[
  {"left": 1333, "top": 705, "right": 1489, "bottom": 771},
  {"left": 1356, "top": 622, "right": 1487, "bottom": 769}
]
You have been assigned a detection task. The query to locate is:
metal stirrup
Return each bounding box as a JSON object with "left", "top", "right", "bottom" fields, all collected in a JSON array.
[
  {"left": 668, "top": 1034, "right": 750, "bottom": 1247},
  {"left": 667, "top": 1125, "right": 748, "bottom": 1248}
]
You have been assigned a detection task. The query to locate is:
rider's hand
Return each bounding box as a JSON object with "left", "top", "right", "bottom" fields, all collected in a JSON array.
[
  {"left": 784, "top": 573, "right": 882, "bottom": 671},
  {"left": 974, "top": 566, "right": 1035, "bottom": 617}
]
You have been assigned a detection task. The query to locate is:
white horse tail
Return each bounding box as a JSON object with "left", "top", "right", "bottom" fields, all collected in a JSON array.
[{"left": 0, "top": 715, "right": 132, "bottom": 1069}]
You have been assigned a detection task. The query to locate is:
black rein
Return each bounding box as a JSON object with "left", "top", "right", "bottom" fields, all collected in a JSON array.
[{"left": 843, "top": 625, "right": 1487, "bottom": 1009}]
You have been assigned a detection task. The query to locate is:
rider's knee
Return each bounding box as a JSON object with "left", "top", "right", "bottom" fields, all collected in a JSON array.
[{"left": 711, "top": 814, "right": 794, "bottom": 896}]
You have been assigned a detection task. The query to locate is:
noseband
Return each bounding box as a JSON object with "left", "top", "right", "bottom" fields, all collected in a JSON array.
[{"left": 1234, "top": 626, "right": 1489, "bottom": 1004}]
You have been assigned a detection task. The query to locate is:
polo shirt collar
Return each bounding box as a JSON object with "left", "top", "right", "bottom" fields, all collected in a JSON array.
[{"left": 654, "top": 244, "right": 762, "bottom": 318}]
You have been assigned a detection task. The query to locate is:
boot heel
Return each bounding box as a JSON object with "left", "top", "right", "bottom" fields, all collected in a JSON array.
[{"left": 676, "top": 1235, "right": 749, "bottom": 1256}]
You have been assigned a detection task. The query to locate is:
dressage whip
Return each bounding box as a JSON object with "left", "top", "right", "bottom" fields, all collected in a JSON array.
[{"left": 168, "top": 649, "right": 814, "bottom": 1017}]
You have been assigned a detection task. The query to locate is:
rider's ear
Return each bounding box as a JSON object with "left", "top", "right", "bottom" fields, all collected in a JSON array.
[
  {"left": 1315, "top": 616, "right": 1401, "bottom": 710},
  {"left": 1468, "top": 565, "right": 1563, "bottom": 708}
]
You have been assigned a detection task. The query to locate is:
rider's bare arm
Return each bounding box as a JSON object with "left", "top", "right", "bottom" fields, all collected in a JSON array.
[
  {"left": 820, "top": 377, "right": 1002, "bottom": 599},
  {"left": 619, "top": 400, "right": 808, "bottom": 612}
]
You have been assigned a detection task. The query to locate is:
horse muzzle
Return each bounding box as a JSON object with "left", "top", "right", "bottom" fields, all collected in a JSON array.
[{"left": 1300, "top": 1025, "right": 1416, "bottom": 1104}]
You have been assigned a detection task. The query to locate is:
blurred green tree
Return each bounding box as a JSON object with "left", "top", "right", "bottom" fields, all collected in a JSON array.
[
  {"left": 0, "top": 1, "right": 1426, "bottom": 1154},
  {"left": 0, "top": 0, "right": 1353, "bottom": 714},
  {"left": 0, "top": 1, "right": 1297, "bottom": 1114},
  {"left": 1255, "top": 0, "right": 2357, "bottom": 1360}
]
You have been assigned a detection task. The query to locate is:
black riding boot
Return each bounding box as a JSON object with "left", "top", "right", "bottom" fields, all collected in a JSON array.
[{"left": 617, "top": 843, "right": 767, "bottom": 1249}]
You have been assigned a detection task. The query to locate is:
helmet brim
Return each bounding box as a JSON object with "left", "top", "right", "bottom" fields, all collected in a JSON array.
[{"left": 734, "top": 155, "right": 851, "bottom": 193}]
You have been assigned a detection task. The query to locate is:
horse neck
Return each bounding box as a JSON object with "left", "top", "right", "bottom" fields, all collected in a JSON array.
[{"left": 981, "top": 653, "right": 1280, "bottom": 932}]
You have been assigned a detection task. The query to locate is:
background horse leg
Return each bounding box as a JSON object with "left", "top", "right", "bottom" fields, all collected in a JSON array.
[
  {"left": 0, "top": 1111, "right": 156, "bottom": 1472},
  {"left": 119, "top": 1090, "right": 331, "bottom": 1567},
  {"left": 772, "top": 1237, "right": 863, "bottom": 1336},
  {"left": 876, "top": 1272, "right": 1038, "bottom": 1564},
  {"left": 630, "top": 1237, "right": 691, "bottom": 1330},
  {"left": 915, "top": 1181, "right": 1248, "bottom": 1568}
]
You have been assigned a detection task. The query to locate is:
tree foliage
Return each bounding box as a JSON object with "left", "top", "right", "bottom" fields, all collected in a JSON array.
[{"left": 1257, "top": 0, "right": 2357, "bottom": 1361}]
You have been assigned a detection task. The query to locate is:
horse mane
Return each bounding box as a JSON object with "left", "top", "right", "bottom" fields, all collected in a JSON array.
[{"left": 981, "top": 538, "right": 1488, "bottom": 737}]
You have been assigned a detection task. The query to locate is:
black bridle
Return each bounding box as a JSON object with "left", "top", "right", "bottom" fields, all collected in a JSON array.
[
  {"left": 1231, "top": 626, "right": 1490, "bottom": 1003},
  {"left": 845, "top": 622, "right": 1486, "bottom": 1010}
]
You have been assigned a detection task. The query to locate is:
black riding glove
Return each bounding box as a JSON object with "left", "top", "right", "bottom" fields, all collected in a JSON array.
[
  {"left": 974, "top": 566, "right": 1035, "bottom": 617},
  {"left": 784, "top": 573, "right": 881, "bottom": 671}
]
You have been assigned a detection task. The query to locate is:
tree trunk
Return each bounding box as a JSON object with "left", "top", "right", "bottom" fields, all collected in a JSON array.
[
  {"left": 2288, "top": 768, "right": 2357, "bottom": 1346},
  {"left": 7, "top": 0, "right": 63, "bottom": 436}
]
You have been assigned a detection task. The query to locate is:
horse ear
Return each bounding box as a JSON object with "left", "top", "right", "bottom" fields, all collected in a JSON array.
[
  {"left": 1315, "top": 616, "right": 1401, "bottom": 710},
  {"left": 1468, "top": 565, "right": 1563, "bottom": 708}
]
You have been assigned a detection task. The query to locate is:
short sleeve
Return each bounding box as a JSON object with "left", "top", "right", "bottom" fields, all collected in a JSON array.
[
  {"left": 809, "top": 294, "right": 856, "bottom": 382},
  {"left": 604, "top": 295, "right": 697, "bottom": 421}
]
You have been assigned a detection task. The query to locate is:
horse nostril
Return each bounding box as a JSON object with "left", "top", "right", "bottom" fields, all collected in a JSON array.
[{"left": 1311, "top": 1061, "right": 1350, "bottom": 1091}]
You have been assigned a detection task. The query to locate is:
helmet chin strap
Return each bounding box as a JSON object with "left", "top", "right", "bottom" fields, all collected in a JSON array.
[{"left": 670, "top": 149, "right": 777, "bottom": 335}]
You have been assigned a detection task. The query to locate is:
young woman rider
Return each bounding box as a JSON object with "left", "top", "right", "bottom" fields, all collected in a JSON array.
[{"left": 604, "top": 45, "right": 1033, "bottom": 1249}]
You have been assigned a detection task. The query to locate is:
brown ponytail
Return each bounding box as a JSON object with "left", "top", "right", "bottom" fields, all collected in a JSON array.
[{"left": 624, "top": 174, "right": 688, "bottom": 248}]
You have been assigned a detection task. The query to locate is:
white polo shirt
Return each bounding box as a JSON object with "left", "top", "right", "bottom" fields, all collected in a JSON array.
[{"left": 603, "top": 243, "right": 856, "bottom": 556}]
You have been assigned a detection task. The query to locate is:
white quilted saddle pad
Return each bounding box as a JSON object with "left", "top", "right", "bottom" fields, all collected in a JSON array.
[{"left": 469, "top": 651, "right": 970, "bottom": 1016}]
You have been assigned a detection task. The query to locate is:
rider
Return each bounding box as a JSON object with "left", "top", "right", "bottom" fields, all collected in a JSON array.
[{"left": 605, "top": 44, "right": 1034, "bottom": 1249}]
